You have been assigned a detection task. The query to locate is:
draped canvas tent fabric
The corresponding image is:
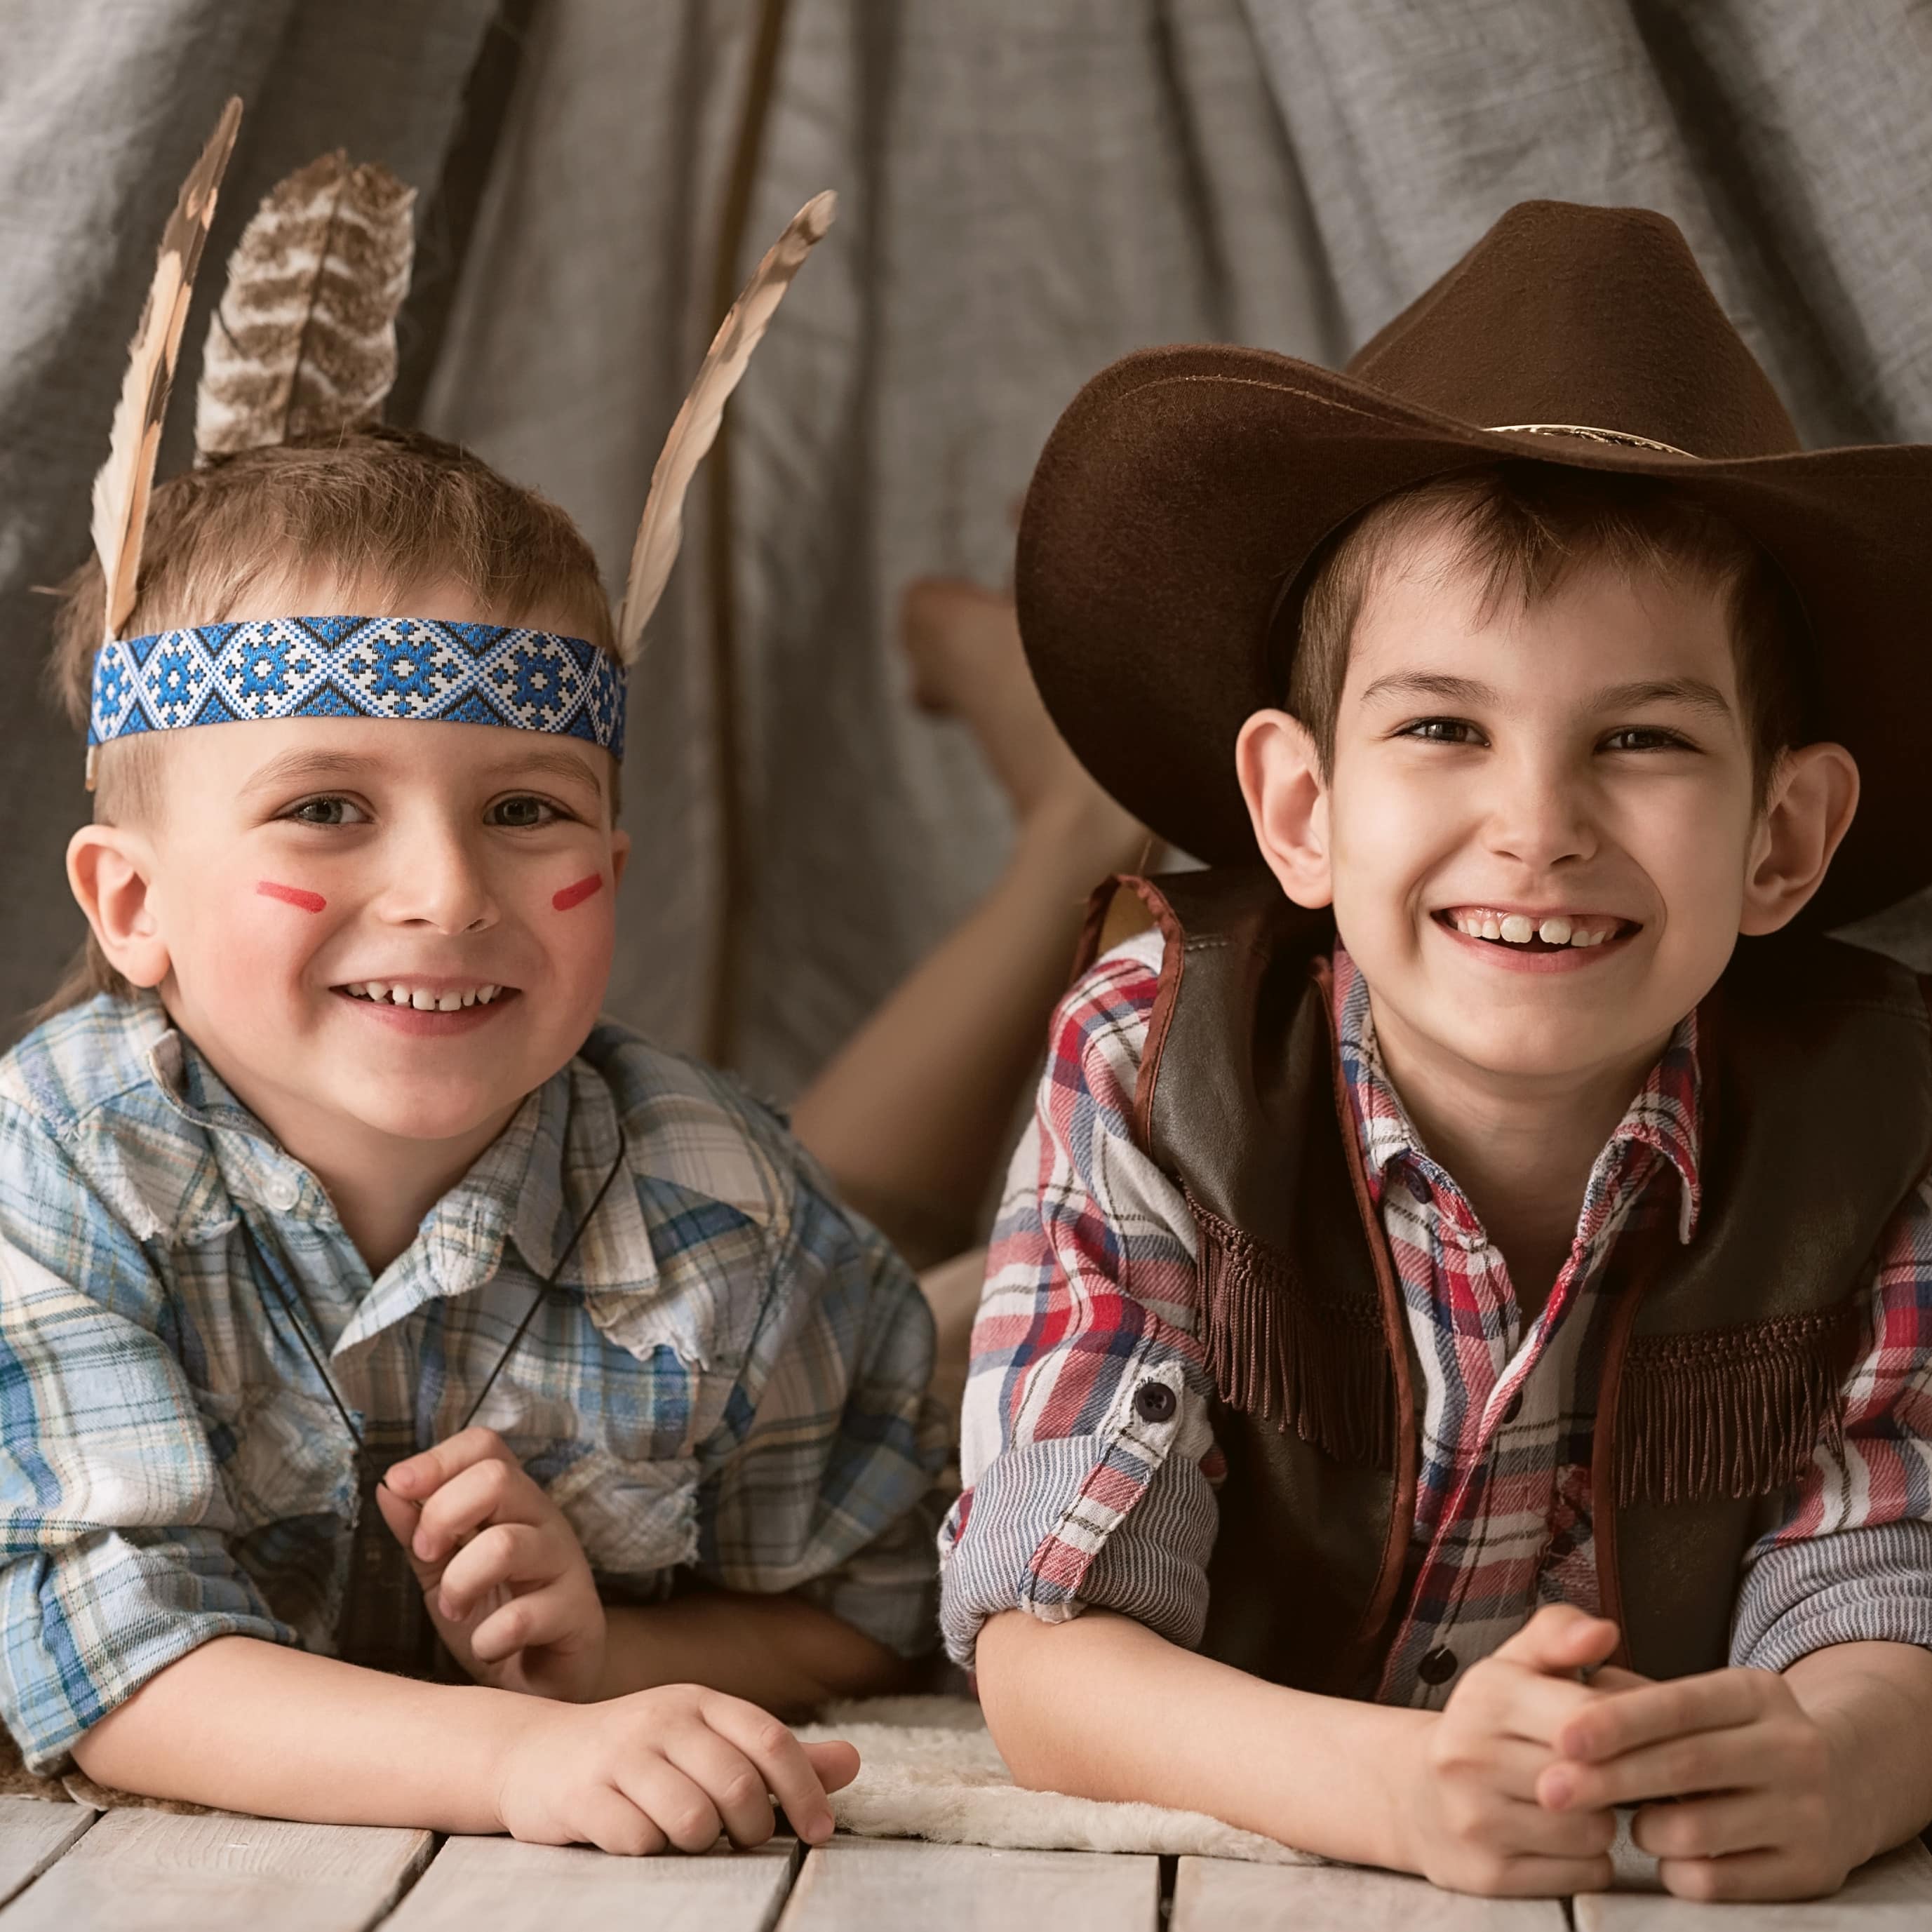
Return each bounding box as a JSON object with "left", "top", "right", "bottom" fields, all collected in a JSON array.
[{"left": 4, "top": 0, "right": 1931, "bottom": 1093}]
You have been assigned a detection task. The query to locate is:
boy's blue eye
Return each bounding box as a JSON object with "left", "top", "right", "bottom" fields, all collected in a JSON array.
[
  {"left": 285, "top": 796, "right": 365, "bottom": 826},
  {"left": 489, "top": 795, "right": 561, "bottom": 829}
]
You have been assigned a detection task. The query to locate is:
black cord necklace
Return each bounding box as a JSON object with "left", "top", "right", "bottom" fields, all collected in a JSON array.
[
  {"left": 236, "top": 1125, "right": 631, "bottom": 1456},
  {"left": 236, "top": 1124, "right": 631, "bottom": 1676}
]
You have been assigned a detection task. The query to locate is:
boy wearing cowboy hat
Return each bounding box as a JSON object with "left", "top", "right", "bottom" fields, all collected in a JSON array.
[{"left": 938, "top": 202, "right": 1932, "bottom": 1898}]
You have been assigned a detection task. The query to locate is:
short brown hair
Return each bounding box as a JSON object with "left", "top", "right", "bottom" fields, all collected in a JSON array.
[
  {"left": 43, "top": 427, "right": 617, "bottom": 1014},
  {"left": 1285, "top": 462, "right": 1811, "bottom": 796}
]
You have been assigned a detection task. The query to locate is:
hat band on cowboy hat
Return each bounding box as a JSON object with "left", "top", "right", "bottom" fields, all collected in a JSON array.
[
  {"left": 1015, "top": 199, "right": 1932, "bottom": 927},
  {"left": 1491, "top": 423, "right": 1697, "bottom": 457}
]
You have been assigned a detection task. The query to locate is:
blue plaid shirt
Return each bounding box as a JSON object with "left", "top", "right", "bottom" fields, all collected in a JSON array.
[{"left": 0, "top": 993, "right": 944, "bottom": 1771}]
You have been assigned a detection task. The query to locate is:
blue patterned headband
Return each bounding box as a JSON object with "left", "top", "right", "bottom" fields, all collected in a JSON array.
[{"left": 88, "top": 617, "right": 626, "bottom": 760}]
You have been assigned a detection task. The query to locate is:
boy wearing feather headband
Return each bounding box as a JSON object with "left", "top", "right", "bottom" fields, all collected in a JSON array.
[
  {"left": 0, "top": 106, "right": 941, "bottom": 1846},
  {"left": 944, "top": 201, "right": 1932, "bottom": 1898}
]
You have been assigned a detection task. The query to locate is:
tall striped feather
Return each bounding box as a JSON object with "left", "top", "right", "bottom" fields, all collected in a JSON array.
[
  {"left": 616, "top": 190, "right": 837, "bottom": 661},
  {"left": 195, "top": 152, "right": 416, "bottom": 459},
  {"left": 90, "top": 96, "right": 243, "bottom": 644}
]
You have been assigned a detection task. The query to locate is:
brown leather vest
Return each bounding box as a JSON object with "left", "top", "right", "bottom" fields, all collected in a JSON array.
[{"left": 1084, "top": 868, "right": 1932, "bottom": 1695}]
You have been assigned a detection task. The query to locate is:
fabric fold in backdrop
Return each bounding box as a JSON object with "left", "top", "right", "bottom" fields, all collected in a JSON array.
[{"left": 4, "top": 1, "right": 1932, "bottom": 1068}]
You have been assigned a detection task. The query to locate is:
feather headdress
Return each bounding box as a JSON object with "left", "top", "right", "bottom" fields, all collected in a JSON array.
[
  {"left": 84, "top": 135, "right": 834, "bottom": 779},
  {"left": 90, "top": 96, "right": 243, "bottom": 648},
  {"left": 195, "top": 152, "right": 416, "bottom": 459},
  {"left": 616, "top": 190, "right": 837, "bottom": 660}
]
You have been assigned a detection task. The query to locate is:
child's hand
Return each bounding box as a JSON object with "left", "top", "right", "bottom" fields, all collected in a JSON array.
[
  {"left": 495, "top": 1683, "right": 859, "bottom": 1854},
  {"left": 1398, "top": 1604, "right": 1624, "bottom": 1895},
  {"left": 1539, "top": 1665, "right": 1855, "bottom": 1901},
  {"left": 376, "top": 1426, "right": 607, "bottom": 1702}
]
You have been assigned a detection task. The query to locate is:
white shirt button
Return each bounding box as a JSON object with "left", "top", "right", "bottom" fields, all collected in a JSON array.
[{"left": 262, "top": 1174, "right": 301, "bottom": 1212}]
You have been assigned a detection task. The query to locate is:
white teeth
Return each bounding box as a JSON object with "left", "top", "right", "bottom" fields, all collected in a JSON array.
[
  {"left": 1450, "top": 911, "right": 1621, "bottom": 950},
  {"left": 342, "top": 979, "right": 507, "bottom": 1005}
]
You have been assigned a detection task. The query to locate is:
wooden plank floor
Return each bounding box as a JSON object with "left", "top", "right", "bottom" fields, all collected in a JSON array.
[
  {"left": 1172, "top": 1857, "right": 1567, "bottom": 1929},
  {"left": 386, "top": 1832, "right": 798, "bottom": 1932},
  {"left": 1575, "top": 1838, "right": 1932, "bottom": 1930},
  {"left": 0, "top": 1802, "right": 92, "bottom": 1913},
  {"left": 0, "top": 1809, "right": 431, "bottom": 1931},
  {"left": 777, "top": 1835, "right": 1160, "bottom": 1930},
  {"left": 0, "top": 1806, "right": 1921, "bottom": 1929}
]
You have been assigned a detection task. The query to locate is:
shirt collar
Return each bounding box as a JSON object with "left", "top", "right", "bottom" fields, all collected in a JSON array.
[
  {"left": 344, "top": 1054, "right": 659, "bottom": 1347},
  {"left": 1330, "top": 942, "right": 1705, "bottom": 1242},
  {"left": 143, "top": 1004, "right": 322, "bottom": 1221},
  {"left": 502, "top": 1056, "right": 655, "bottom": 1296},
  {"left": 142, "top": 1002, "right": 660, "bottom": 1323}
]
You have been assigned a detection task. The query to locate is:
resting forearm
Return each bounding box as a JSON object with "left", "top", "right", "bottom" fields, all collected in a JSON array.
[
  {"left": 1785, "top": 1640, "right": 1932, "bottom": 1864},
  {"left": 976, "top": 1607, "right": 1431, "bottom": 1867},
  {"left": 600, "top": 1590, "right": 913, "bottom": 1713},
  {"left": 69, "top": 1635, "right": 544, "bottom": 1830}
]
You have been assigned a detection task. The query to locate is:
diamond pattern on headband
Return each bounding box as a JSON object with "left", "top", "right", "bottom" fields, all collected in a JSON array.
[{"left": 89, "top": 618, "right": 626, "bottom": 758}]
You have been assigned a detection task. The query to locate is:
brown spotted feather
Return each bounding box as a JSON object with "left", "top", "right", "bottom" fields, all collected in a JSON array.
[{"left": 194, "top": 152, "right": 416, "bottom": 459}]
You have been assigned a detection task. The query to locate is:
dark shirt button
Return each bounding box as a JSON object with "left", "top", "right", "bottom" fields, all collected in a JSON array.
[
  {"left": 1418, "top": 1645, "right": 1458, "bottom": 1686},
  {"left": 1133, "top": 1382, "right": 1176, "bottom": 1424},
  {"left": 1403, "top": 1167, "right": 1433, "bottom": 1205},
  {"left": 1501, "top": 1392, "right": 1524, "bottom": 1424},
  {"left": 1547, "top": 1529, "right": 1576, "bottom": 1560}
]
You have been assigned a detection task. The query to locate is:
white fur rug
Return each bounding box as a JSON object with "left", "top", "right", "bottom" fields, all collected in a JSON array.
[{"left": 798, "top": 1696, "right": 1316, "bottom": 1864}]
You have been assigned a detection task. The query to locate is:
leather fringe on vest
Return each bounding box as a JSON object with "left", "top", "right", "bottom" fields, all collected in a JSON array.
[
  {"left": 1193, "top": 1195, "right": 1395, "bottom": 1468},
  {"left": 1616, "top": 1306, "right": 1859, "bottom": 1506}
]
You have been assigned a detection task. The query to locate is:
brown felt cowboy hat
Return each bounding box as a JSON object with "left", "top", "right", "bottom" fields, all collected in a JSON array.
[{"left": 1015, "top": 199, "right": 1932, "bottom": 928}]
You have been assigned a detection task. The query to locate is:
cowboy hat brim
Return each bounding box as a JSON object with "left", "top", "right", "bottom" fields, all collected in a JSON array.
[{"left": 1017, "top": 343, "right": 1932, "bottom": 928}]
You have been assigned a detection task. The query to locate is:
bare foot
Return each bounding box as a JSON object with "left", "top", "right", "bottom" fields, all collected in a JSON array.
[{"left": 901, "top": 576, "right": 1150, "bottom": 872}]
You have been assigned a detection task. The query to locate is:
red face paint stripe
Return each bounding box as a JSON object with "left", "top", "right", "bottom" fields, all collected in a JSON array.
[
  {"left": 257, "top": 880, "right": 326, "bottom": 913},
  {"left": 552, "top": 873, "right": 605, "bottom": 912}
]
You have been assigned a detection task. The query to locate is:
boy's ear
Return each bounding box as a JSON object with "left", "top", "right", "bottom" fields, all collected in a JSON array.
[
  {"left": 67, "top": 825, "right": 172, "bottom": 988},
  {"left": 1235, "top": 709, "right": 1334, "bottom": 908},
  {"left": 1738, "top": 741, "right": 1860, "bottom": 936}
]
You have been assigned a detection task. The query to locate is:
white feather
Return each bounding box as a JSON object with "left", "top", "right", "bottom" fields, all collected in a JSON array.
[
  {"left": 90, "top": 97, "right": 242, "bottom": 642},
  {"left": 616, "top": 190, "right": 837, "bottom": 660}
]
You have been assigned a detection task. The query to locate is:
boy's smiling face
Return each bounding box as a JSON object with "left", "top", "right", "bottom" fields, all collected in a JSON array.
[
  {"left": 1238, "top": 528, "right": 1859, "bottom": 1099},
  {"left": 69, "top": 584, "right": 628, "bottom": 1174}
]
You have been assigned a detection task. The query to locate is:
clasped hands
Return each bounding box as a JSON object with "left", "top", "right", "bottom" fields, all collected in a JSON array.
[
  {"left": 1406, "top": 1602, "right": 1858, "bottom": 1901},
  {"left": 373, "top": 1427, "right": 857, "bottom": 1856}
]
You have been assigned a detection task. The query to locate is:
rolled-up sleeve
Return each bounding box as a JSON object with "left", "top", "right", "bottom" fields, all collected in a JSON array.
[
  {"left": 1731, "top": 1175, "right": 1932, "bottom": 1671},
  {"left": 939, "top": 937, "right": 1221, "bottom": 1668},
  {"left": 0, "top": 1110, "right": 294, "bottom": 1771}
]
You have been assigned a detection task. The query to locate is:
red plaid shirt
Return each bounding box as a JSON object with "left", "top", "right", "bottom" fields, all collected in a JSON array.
[{"left": 938, "top": 932, "right": 1932, "bottom": 1703}]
